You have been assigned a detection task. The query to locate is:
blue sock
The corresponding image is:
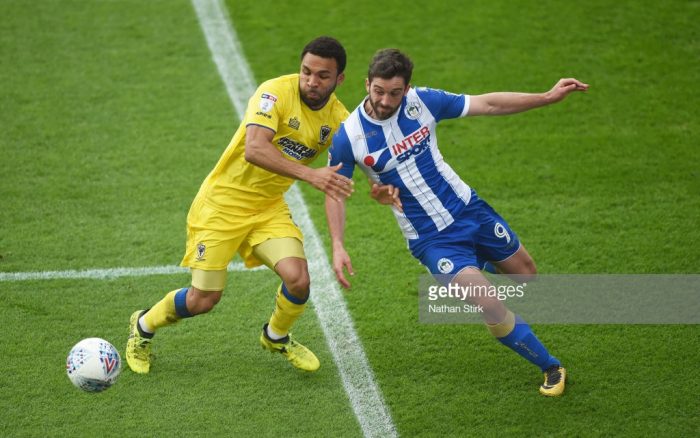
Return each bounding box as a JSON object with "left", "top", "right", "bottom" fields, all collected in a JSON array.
[
  {"left": 497, "top": 315, "right": 560, "bottom": 371},
  {"left": 174, "top": 287, "right": 194, "bottom": 318}
]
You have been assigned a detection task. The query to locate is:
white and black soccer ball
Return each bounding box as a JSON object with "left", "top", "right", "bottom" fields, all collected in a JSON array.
[{"left": 66, "top": 337, "right": 121, "bottom": 392}]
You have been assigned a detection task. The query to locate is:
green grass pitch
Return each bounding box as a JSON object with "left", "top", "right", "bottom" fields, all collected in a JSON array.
[{"left": 1, "top": 0, "right": 698, "bottom": 436}]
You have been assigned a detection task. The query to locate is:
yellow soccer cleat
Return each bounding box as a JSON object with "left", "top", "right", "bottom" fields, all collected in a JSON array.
[
  {"left": 260, "top": 324, "right": 320, "bottom": 372},
  {"left": 126, "top": 310, "right": 153, "bottom": 374},
  {"left": 540, "top": 366, "right": 566, "bottom": 396}
]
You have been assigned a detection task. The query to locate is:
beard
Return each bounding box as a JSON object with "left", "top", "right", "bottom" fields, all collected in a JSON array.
[
  {"left": 367, "top": 97, "right": 400, "bottom": 120},
  {"left": 300, "top": 83, "right": 336, "bottom": 110}
]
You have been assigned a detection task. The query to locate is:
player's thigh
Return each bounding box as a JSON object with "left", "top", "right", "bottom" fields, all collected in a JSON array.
[
  {"left": 472, "top": 198, "right": 522, "bottom": 266},
  {"left": 241, "top": 202, "right": 305, "bottom": 269},
  {"left": 493, "top": 244, "right": 537, "bottom": 281},
  {"left": 451, "top": 266, "right": 507, "bottom": 324},
  {"left": 181, "top": 197, "right": 254, "bottom": 289},
  {"left": 252, "top": 237, "right": 306, "bottom": 271},
  {"left": 190, "top": 269, "right": 228, "bottom": 293}
]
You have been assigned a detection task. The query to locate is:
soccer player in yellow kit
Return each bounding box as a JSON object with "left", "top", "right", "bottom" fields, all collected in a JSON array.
[{"left": 126, "top": 36, "right": 352, "bottom": 373}]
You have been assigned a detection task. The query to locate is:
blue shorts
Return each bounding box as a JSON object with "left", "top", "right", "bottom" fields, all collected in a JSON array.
[{"left": 409, "top": 191, "right": 521, "bottom": 278}]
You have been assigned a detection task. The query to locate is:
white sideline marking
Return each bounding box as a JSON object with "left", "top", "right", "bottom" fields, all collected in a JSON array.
[
  {"left": 191, "top": 1, "right": 397, "bottom": 436},
  {"left": 0, "top": 262, "right": 261, "bottom": 282}
]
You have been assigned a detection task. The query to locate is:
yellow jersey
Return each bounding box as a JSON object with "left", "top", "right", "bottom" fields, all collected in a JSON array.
[{"left": 196, "top": 74, "right": 349, "bottom": 212}]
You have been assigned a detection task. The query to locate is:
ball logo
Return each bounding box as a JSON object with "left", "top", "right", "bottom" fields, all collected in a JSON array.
[
  {"left": 102, "top": 355, "right": 119, "bottom": 375},
  {"left": 437, "top": 257, "right": 454, "bottom": 274}
]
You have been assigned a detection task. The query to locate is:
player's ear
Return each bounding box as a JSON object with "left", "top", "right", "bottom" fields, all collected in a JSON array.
[
  {"left": 336, "top": 72, "right": 345, "bottom": 86},
  {"left": 365, "top": 78, "right": 370, "bottom": 93},
  {"left": 404, "top": 83, "right": 411, "bottom": 95}
]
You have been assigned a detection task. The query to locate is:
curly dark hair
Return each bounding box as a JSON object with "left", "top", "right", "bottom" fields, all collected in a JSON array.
[{"left": 301, "top": 36, "right": 347, "bottom": 74}]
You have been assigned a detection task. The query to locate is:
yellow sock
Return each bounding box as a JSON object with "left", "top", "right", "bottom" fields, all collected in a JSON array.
[
  {"left": 144, "top": 287, "right": 192, "bottom": 332},
  {"left": 486, "top": 309, "right": 516, "bottom": 338},
  {"left": 268, "top": 284, "right": 307, "bottom": 337}
]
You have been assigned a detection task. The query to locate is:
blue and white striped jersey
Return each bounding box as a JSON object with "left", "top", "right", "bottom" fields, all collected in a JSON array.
[{"left": 329, "top": 87, "right": 472, "bottom": 240}]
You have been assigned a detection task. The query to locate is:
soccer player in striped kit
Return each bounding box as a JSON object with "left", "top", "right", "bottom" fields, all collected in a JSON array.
[{"left": 326, "top": 48, "right": 588, "bottom": 396}]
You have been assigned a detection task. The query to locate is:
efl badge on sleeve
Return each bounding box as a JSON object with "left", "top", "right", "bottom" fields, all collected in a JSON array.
[{"left": 259, "top": 93, "right": 278, "bottom": 113}]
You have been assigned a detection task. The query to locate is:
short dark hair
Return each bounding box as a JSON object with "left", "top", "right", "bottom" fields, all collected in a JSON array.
[
  {"left": 368, "top": 49, "right": 413, "bottom": 85},
  {"left": 301, "top": 36, "right": 347, "bottom": 74}
]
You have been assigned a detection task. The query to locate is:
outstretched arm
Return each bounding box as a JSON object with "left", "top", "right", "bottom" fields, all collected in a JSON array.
[
  {"left": 325, "top": 194, "right": 354, "bottom": 289},
  {"left": 245, "top": 125, "right": 354, "bottom": 201},
  {"left": 468, "top": 78, "right": 589, "bottom": 116}
]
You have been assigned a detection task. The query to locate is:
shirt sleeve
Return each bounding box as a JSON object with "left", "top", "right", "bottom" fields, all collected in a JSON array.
[
  {"left": 414, "top": 87, "right": 468, "bottom": 122},
  {"left": 242, "top": 79, "right": 284, "bottom": 132},
  {"left": 327, "top": 125, "right": 355, "bottom": 179}
]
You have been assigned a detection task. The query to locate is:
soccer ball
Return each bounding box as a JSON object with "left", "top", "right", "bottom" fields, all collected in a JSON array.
[{"left": 66, "top": 337, "right": 122, "bottom": 392}]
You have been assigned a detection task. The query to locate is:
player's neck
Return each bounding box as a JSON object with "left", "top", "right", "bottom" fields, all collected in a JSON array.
[{"left": 363, "top": 99, "right": 374, "bottom": 118}]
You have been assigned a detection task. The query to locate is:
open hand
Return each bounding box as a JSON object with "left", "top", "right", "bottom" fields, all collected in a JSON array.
[
  {"left": 332, "top": 244, "right": 354, "bottom": 289},
  {"left": 309, "top": 164, "right": 354, "bottom": 201},
  {"left": 370, "top": 183, "right": 403, "bottom": 212}
]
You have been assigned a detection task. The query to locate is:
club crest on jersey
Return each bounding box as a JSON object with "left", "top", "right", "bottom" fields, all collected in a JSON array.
[
  {"left": 437, "top": 258, "right": 454, "bottom": 274},
  {"left": 196, "top": 243, "right": 206, "bottom": 261},
  {"left": 259, "top": 93, "right": 277, "bottom": 113},
  {"left": 319, "top": 125, "right": 332, "bottom": 144},
  {"left": 404, "top": 101, "right": 422, "bottom": 120},
  {"left": 288, "top": 116, "right": 300, "bottom": 130}
]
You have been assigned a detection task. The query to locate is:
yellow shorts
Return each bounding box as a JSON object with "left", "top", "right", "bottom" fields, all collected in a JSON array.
[{"left": 180, "top": 196, "right": 305, "bottom": 273}]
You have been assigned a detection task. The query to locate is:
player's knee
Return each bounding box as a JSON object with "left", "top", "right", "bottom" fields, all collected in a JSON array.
[
  {"left": 283, "top": 271, "right": 311, "bottom": 300},
  {"left": 187, "top": 288, "right": 222, "bottom": 315}
]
